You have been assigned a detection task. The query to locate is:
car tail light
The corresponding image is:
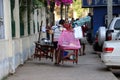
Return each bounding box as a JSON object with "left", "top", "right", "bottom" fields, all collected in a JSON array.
[
  {"left": 106, "top": 33, "right": 112, "bottom": 40},
  {"left": 106, "top": 30, "right": 114, "bottom": 41},
  {"left": 103, "top": 47, "right": 114, "bottom": 53}
]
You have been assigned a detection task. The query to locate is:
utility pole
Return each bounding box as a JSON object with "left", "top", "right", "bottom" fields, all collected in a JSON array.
[{"left": 107, "top": 0, "right": 113, "bottom": 27}]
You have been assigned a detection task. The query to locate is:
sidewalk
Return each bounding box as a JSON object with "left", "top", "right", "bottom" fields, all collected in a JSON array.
[{"left": 6, "top": 44, "right": 118, "bottom": 80}]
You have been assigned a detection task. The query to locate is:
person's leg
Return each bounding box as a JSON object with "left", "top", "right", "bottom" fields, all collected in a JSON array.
[
  {"left": 79, "top": 44, "right": 84, "bottom": 56},
  {"left": 46, "top": 32, "right": 50, "bottom": 40},
  {"left": 55, "top": 49, "right": 59, "bottom": 64},
  {"left": 53, "top": 41, "right": 58, "bottom": 64},
  {"left": 79, "top": 39, "right": 82, "bottom": 56},
  {"left": 83, "top": 44, "right": 86, "bottom": 55},
  {"left": 79, "top": 44, "right": 86, "bottom": 56},
  {"left": 56, "top": 49, "right": 61, "bottom": 64}
]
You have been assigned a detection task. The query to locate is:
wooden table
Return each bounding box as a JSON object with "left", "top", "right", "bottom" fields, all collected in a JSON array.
[{"left": 34, "top": 42, "right": 55, "bottom": 61}]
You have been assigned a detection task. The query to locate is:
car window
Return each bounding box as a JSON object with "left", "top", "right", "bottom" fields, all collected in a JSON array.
[{"left": 114, "top": 19, "right": 120, "bottom": 30}]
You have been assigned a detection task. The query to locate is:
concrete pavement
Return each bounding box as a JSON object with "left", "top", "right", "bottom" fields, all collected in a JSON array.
[{"left": 5, "top": 44, "right": 118, "bottom": 80}]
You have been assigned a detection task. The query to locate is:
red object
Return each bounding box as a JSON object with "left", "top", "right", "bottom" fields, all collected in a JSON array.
[
  {"left": 59, "top": 46, "right": 79, "bottom": 64},
  {"left": 103, "top": 47, "right": 114, "bottom": 53},
  {"left": 81, "top": 24, "right": 88, "bottom": 36},
  {"left": 63, "top": 23, "right": 72, "bottom": 31},
  {"left": 57, "top": 30, "right": 80, "bottom": 64},
  {"left": 106, "top": 33, "right": 112, "bottom": 40}
]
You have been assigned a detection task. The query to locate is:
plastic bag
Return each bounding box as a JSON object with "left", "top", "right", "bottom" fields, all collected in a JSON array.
[
  {"left": 73, "top": 26, "right": 83, "bottom": 39},
  {"left": 73, "top": 16, "right": 91, "bottom": 26}
]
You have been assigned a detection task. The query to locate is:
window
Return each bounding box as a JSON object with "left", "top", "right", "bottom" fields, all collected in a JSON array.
[{"left": 114, "top": 19, "right": 120, "bottom": 30}]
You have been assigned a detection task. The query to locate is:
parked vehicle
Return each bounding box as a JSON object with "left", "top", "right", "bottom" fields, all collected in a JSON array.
[
  {"left": 98, "top": 17, "right": 120, "bottom": 51},
  {"left": 101, "top": 40, "right": 120, "bottom": 67},
  {"left": 93, "top": 31, "right": 102, "bottom": 51}
]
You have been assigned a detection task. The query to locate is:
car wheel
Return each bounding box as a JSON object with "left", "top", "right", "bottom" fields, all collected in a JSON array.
[{"left": 98, "top": 26, "right": 106, "bottom": 46}]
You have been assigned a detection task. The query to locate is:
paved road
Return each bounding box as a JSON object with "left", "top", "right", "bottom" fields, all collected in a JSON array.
[{"left": 5, "top": 44, "right": 118, "bottom": 80}]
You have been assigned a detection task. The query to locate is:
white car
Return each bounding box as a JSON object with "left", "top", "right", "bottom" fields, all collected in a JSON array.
[
  {"left": 101, "top": 40, "right": 120, "bottom": 67},
  {"left": 97, "top": 17, "right": 120, "bottom": 51}
]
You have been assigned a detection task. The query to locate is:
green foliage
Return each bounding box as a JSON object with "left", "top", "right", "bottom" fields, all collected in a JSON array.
[
  {"left": 19, "top": 0, "right": 26, "bottom": 36},
  {"left": 33, "top": 21, "right": 35, "bottom": 33},
  {"left": 33, "top": 0, "right": 44, "bottom": 8},
  {"left": 27, "top": 0, "right": 31, "bottom": 35},
  {"left": 10, "top": 0, "right": 16, "bottom": 37},
  {"left": 28, "top": 24, "right": 30, "bottom": 35},
  {"left": 37, "top": 22, "right": 39, "bottom": 32},
  {"left": 11, "top": 0, "right": 15, "bottom": 10},
  {"left": 19, "top": 0, "right": 27, "bottom": 23},
  {"left": 12, "top": 20, "right": 15, "bottom": 37},
  {"left": 19, "top": 0, "right": 27, "bottom": 12},
  {"left": 20, "top": 22, "right": 24, "bottom": 36},
  {"left": 73, "top": 0, "right": 88, "bottom": 18}
]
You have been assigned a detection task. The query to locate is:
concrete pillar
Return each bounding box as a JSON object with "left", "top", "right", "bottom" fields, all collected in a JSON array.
[
  {"left": 34, "top": 9, "right": 38, "bottom": 34},
  {"left": 3, "top": 0, "right": 14, "bottom": 73},
  {"left": 38, "top": 8, "right": 45, "bottom": 40},
  {"left": 107, "top": 0, "right": 113, "bottom": 26},
  {"left": 30, "top": 12, "right": 34, "bottom": 35},
  {"left": 38, "top": 9, "right": 41, "bottom": 32},
  {"left": 4, "top": 0, "right": 12, "bottom": 40},
  {"left": 13, "top": 0, "right": 20, "bottom": 38},
  {"left": 40, "top": 7, "right": 47, "bottom": 40},
  {"left": 23, "top": 4, "right": 28, "bottom": 36}
]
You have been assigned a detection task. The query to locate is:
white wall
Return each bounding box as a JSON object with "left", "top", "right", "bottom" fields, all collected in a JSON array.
[
  {"left": 0, "top": 34, "right": 38, "bottom": 80},
  {"left": 0, "top": 0, "right": 47, "bottom": 80},
  {"left": 0, "top": 40, "right": 9, "bottom": 79}
]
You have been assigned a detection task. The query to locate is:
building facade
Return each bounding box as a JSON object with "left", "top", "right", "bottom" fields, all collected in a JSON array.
[
  {"left": 0, "top": 0, "right": 47, "bottom": 79},
  {"left": 82, "top": 0, "right": 120, "bottom": 39}
]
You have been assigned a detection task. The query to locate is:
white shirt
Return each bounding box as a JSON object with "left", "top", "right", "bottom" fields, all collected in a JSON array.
[{"left": 52, "top": 25, "right": 62, "bottom": 41}]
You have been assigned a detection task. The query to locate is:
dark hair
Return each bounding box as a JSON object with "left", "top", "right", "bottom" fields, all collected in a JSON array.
[
  {"left": 88, "top": 13, "right": 92, "bottom": 16},
  {"left": 76, "top": 18, "right": 79, "bottom": 21},
  {"left": 59, "top": 19, "right": 65, "bottom": 25}
]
